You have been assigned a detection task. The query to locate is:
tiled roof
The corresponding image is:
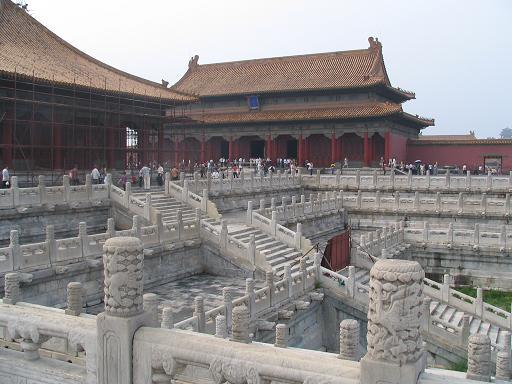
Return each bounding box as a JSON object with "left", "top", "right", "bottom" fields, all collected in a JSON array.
[
  {"left": 179, "top": 102, "right": 403, "bottom": 125},
  {"left": 410, "top": 138, "right": 512, "bottom": 145},
  {"left": 172, "top": 37, "right": 393, "bottom": 97},
  {"left": 0, "top": 0, "right": 195, "bottom": 102},
  {"left": 416, "top": 134, "right": 476, "bottom": 141}
]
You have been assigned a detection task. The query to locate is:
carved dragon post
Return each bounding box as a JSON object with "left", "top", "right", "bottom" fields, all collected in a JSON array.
[{"left": 360, "top": 259, "right": 426, "bottom": 384}]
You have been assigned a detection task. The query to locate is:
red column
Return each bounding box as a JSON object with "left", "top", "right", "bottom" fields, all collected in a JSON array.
[
  {"left": 330, "top": 133, "right": 336, "bottom": 163},
  {"left": 266, "top": 134, "right": 272, "bottom": 160},
  {"left": 337, "top": 136, "right": 343, "bottom": 161},
  {"left": 200, "top": 133, "right": 206, "bottom": 163},
  {"left": 53, "top": 125, "right": 62, "bottom": 170},
  {"left": 298, "top": 134, "right": 304, "bottom": 165},
  {"left": 158, "top": 126, "right": 164, "bottom": 164},
  {"left": 174, "top": 138, "right": 179, "bottom": 166},
  {"left": 384, "top": 131, "right": 391, "bottom": 162},
  {"left": 234, "top": 138, "right": 239, "bottom": 160},
  {"left": 363, "top": 132, "right": 370, "bottom": 167},
  {"left": 228, "top": 136, "right": 233, "bottom": 161}
]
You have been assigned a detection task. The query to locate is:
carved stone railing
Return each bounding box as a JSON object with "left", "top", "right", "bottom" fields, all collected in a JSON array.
[
  {"left": 0, "top": 174, "right": 110, "bottom": 210},
  {"left": 0, "top": 300, "right": 97, "bottom": 383},
  {"left": 167, "top": 180, "right": 221, "bottom": 219},
  {"left": 0, "top": 212, "right": 201, "bottom": 274},
  {"left": 179, "top": 170, "right": 301, "bottom": 196},
  {"left": 302, "top": 169, "right": 512, "bottom": 193},
  {"left": 337, "top": 190, "right": 512, "bottom": 217}
]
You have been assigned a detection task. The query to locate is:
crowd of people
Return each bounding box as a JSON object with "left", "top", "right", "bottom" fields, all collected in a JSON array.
[{"left": 0, "top": 156, "right": 505, "bottom": 191}]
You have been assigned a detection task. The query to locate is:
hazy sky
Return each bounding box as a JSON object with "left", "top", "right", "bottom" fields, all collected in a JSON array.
[{"left": 25, "top": 0, "right": 511, "bottom": 137}]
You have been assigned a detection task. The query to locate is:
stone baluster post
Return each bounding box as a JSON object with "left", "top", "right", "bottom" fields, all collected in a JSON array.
[
  {"left": 201, "top": 188, "right": 209, "bottom": 213},
  {"left": 11, "top": 176, "right": 19, "bottom": 207},
  {"left": 500, "top": 225, "right": 507, "bottom": 251},
  {"left": 486, "top": 171, "right": 492, "bottom": 191},
  {"left": 502, "top": 330, "right": 511, "bottom": 371},
  {"left": 182, "top": 179, "right": 189, "bottom": 203},
  {"left": 457, "top": 192, "right": 464, "bottom": 214},
  {"left": 466, "top": 170, "right": 471, "bottom": 191},
  {"left": 285, "top": 264, "right": 293, "bottom": 298},
  {"left": 300, "top": 194, "right": 305, "bottom": 204},
  {"left": 356, "top": 190, "right": 362, "bottom": 209},
  {"left": 220, "top": 220, "right": 228, "bottom": 250},
  {"left": 447, "top": 223, "right": 453, "bottom": 244},
  {"left": 425, "top": 169, "right": 431, "bottom": 190},
  {"left": 441, "top": 274, "right": 451, "bottom": 302},
  {"left": 466, "top": 334, "right": 491, "bottom": 382},
  {"left": 161, "top": 307, "right": 174, "bottom": 329},
  {"left": 299, "top": 258, "right": 307, "bottom": 292},
  {"left": 445, "top": 171, "right": 450, "bottom": 188},
  {"left": 45, "top": 224, "right": 56, "bottom": 262},
  {"left": 259, "top": 198, "right": 266, "bottom": 211},
  {"left": 496, "top": 351, "right": 511, "bottom": 381},
  {"left": 144, "top": 193, "right": 152, "bottom": 222},
  {"left": 461, "top": 314, "right": 470, "bottom": 346},
  {"left": 408, "top": 168, "right": 413, "bottom": 188},
  {"left": 372, "top": 169, "right": 378, "bottom": 189},
  {"left": 206, "top": 172, "right": 212, "bottom": 193},
  {"left": 164, "top": 172, "right": 170, "bottom": 195},
  {"left": 266, "top": 271, "right": 275, "bottom": 306},
  {"left": 422, "top": 297, "right": 431, "bottom": 332},
  {"left": 413, "top": 191, "right": 419, "bottom": 210},
  {"left": 389, "top": 170, "right": 395, "bottom": 190},
  {"left": 474, "top": 223, "right": 480, "bottom": 247},
  {"left": 435, "top": 192, "right": 441, "bottom": 213},
  {"left": 223, "top": 287, "right": 233, "bottom": 334},
  {"left": 356, "top": 169, "right": 361, "bottom": 189},
  {"left": 245, "top": 278, "right": 255, "bottom": 318},
  {"left": 124, "top": 181, "right": 132, "bottom": 207},
  {"left": 85, "top": 174, "right": 92, "bottom": 201},
  {"left": 316, "top": 169, "right": 321, "bottom": 186},
  {"left": 336, "top": 169, "right": 341, "bottom": 185},
  {"left": 313, "top": 251, "right": 322, "bottom": 281},
  {"left": 339, "top": 319, "right": 360, "bottom": 361},
  {"left": 295, "top": 222, "right": 302, "bottom": 249},
  {"left": 271, "top": 211, "right": 277, "bottom": 235},
  {"left": 97, "top": 236, "right": 149, "bottom": 384},
  {"left": 63, "top": 174, "right": 71, "bottom": 203},
  {"left": 291, "top": 195, "right": 297, "bottom": 218},
  {"left": 38, "top": 175, "right": 46, "bottom": 205},
  {"left": 155, "top": 211, "right": 163, "bottom": 242},
  {"left": 231, "top": 305, "right": 250, "bottom": 343},
  {"left": 270, "top": 197, "right": 276, "bottom": 210},
  {"left": 132, "top": 215, "right": 142, "bottom": 239},
  {"left": 3, "top": 272, "right": 20, "bottom": 305},
  {"left": 274, "top": 323, "right": 287, "bottom": 348},
  {"left": 246, "top": 200, "right": 253, "bottom": 225},
  {"left": 374, "top": 190, "right": 380, "bottom": 211},
  {"left": 215, "top": 315, "right": 227, "bottom": 338},
  {"left": 193, "top": 296, "right": 206, "bottom": 333},
  {"left": 481, "top": 193, "right": 487, "bottom": 215},
  {"left": 65, "top": 282, "right": 83, "bottom": 316},
  {"left": 106, "top": 218, "right": 116, "bottom": 238},
  {"left": 506, "top": 193, "right": 511, "bottom": 217},
  {"left": 250, "top": 171, "right": 255, "bottom": 190},
  {"left": 78, "top": 222, "right": 88, "bottom": 257},
  {"left": 394, "top": 191, "right": 400, "bottom": 211},
  {"left": 9, "top": 230, "right": 20, "bottom": 270},
  {"left": 360, "top": 259, "right": 425, "bottom": 384},
  {"left": 475, "top": 287, "right": 484, "bottom": 318},
  {"left": 143, "top": 293, "right": 159, "bottom": 328},
  {"left": 248, "top": 234, "right": 256, "bottom": 264}
]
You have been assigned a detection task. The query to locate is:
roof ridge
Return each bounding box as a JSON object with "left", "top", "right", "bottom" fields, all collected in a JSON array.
[{"left": 190, "top": 48, "right": 375, "bottom": 69}]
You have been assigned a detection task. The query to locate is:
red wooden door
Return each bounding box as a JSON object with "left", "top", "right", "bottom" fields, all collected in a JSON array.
[{"left": 323, "top": 229, "right": 351, "bottom": 271}]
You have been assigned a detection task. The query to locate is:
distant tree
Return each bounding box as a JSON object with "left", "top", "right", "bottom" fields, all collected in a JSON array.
[{"left": 500, "top": 127, "right": 512, "bottom": 139}]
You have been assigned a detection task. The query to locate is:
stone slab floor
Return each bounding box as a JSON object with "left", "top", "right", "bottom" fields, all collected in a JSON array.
[{"left": 88, "top": 273, "right": 263, "bottom": 322}]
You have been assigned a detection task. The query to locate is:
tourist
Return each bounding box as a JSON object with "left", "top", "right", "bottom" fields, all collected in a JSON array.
[
  {"left": 307, "top": 161, "right": 314, "bottom": 176},
  {"left": 157, "top": 164, "right": 164, "bottom": 186},
  {"left": 69, "top": 165, "right": 79, "bottom": 185},
  {"left": 330, "top": 163, "right": 336, "bottom": 175},
  {"left": 1, "top": 165, "right": 9, "bottom": 189},
  {"left": 91, "top": 165, "right": 100, "bottom": 184},
  {"left": 118, "top": 172, "right": 128, "bottom": 191},
  {"left": 141, "top": 164, "right": 151, "bottom": 190},
  {"left": 170, "top": 166, "right": 179, "bottom": 181},
  {"left": 343, "top": 158, "right": 348, "bottom": 168}
]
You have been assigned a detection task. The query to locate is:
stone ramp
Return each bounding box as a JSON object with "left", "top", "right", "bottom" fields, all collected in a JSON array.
[{"left": 339, "top": 266, "right": 510, "bottom": 349}]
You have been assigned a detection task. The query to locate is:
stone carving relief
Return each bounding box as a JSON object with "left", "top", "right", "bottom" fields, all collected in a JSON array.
[
  {"left": 102, "top": 237, "right": 144, "bottom": 317},
  {"left": 366, "top": 259, "right": 424, "bottom": 364},
  {"left": 209, "top": 357, "right": 261, "bottom": 384},
  {"left": 151, "top": 346, "right": 179, "bottom": 378},
  {"left": 467, "top": 334, "right": 491, "bottom": 381}
]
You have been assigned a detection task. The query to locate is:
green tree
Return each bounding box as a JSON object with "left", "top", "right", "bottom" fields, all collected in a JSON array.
[{"left": 500, "top": 127, "right": 512, "bottom": 138}]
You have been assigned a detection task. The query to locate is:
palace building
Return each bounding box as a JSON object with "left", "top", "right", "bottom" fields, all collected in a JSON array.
[
  {"left": 0, "top": 0, "right": 195, "bottom": 172},
  {"left": 168, "top": 38, "right": 434, "bottom": 167}
]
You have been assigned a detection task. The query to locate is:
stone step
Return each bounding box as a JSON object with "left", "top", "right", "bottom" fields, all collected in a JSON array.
[
  {"left": 470, "top": 318, "right": 482, "bottom": 334},
  {"left": 260, "top": 244, "right": 288, "bottom": 255},
  {"left": 451, "top": 311, "right": 465, "bottom": 327},
  {"left": 433, "top": 303, "right": 447, "bottom": 318},
  {"left": 440, "top": 305, "right": 455, "bottom": 321},
  {"left": 478, "top": 321, "right": 491, "bottom": 336},
  {"left": 489, "top": 325, "right": 500, "bottom": 345},
  {"left": 229, "top": 228, "right": 258, "bottom": 237}
]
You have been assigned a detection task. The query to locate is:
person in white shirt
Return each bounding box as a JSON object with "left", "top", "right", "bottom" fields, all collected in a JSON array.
[
  {"left": 157, "top": 164, "right": 164, "bottom": 186},
  {"left": 91, "top": 166, "right": 100, "bottom": 184},
  {"left": 141, "top": 164, "right": 151, "bottom": 190},
  {"left": 1, "top": 166, "right": 9, "bottom": 189}
]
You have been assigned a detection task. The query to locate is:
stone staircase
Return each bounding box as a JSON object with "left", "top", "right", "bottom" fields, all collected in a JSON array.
[
  {"left": 202, "top": 218, "right": 311, "bottom": 276},
  {"left": 341, "top": 267, "right": 510, "bottom": 348},
  {"left": 132, "top": 191, "right": 197, "bottom": 224}
]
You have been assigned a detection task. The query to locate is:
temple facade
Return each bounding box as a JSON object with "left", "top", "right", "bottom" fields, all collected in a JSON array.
[
  {"left": 0, "top": 0, "right": 195, "bottom": 172},
  {"left": 168, "top": 38, "right": 434, "bottom": 167}
]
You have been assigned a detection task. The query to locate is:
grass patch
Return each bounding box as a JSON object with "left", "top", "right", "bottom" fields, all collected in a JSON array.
[
  {"left": 456, "top": 287, "right": 512, "bottom": 311},
  {"left": 449, "top": 359, "right": 468, "bottom": 373}
]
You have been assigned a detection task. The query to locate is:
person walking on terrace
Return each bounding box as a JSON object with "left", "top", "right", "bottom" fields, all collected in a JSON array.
[
  {"left": 141, "top": 164, "right": 151, "bottom": 190},
  {"left": 1, "top": 165, "right": 10, "bottom": 189},
  {"left": 91, "top": 165, "right": 100, "bottom": 184}
]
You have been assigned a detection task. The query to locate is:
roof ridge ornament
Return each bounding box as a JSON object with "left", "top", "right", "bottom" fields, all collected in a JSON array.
[
  {"left": 189, "top": 55, "right": 199, "bottom": 70},
  {"left": 368, "top": 37, "right": 382, "bottom": 52}
]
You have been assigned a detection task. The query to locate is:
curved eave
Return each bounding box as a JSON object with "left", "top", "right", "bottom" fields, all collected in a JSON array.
[
  {"left": 0, "top": 69, "right": 197, "bottom": 104},
  {"left": 397, "top": 112, "right": 435, "bottom": 128},
  {"left": 409, "top": 139, "right": 512, "bottom": 146},
  {"left": 377, "top": 85, "right": 415, "bottom": 103}
]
